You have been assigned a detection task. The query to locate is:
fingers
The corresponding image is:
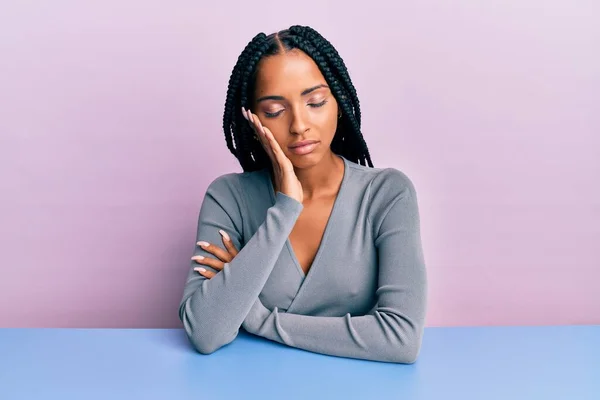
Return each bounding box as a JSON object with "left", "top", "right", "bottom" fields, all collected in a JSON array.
[
  {"left": 241, "top": 107, "right": 288, "bottom": 168},
  {"left": 242, "top": 107, "right": 262, "bottom": 139},
  {"left": 192, "top": 254, "right": 225, "bottom": 271},
  {"left": 262, "top": 125, "right": 293, "bottom": 176},
  {"left": 241, "top": 107, "right": 275, "bottom": 158},
  {"left": 194, "top": 267, "right": 216, "bottom": 279},
  {"left": 262, "top": 125, "right": 288, "bottom": 167},
  {"left": 219, "top": 229, "right": 238, "bottom": 257},
  {"left": 251, "top": 112, "right": 265, "bottom": 135},
  {"left": 191, "top": 230, "right": 239, "bottom": 279},
  {"left": 196, "top": 241, "right": 232, "bottom": 263}
]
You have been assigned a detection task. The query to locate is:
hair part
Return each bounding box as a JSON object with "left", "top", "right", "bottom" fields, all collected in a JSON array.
[{"left": 222, "top": 25, "right": 374, "bottom": 172}]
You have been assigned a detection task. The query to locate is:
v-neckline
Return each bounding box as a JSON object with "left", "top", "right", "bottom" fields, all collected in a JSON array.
[{"left": 265, "top": 155, "right": 349, "bottom": 280}]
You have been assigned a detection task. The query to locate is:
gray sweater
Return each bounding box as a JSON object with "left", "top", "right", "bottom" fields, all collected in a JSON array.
[{"left": 178, "top": 155, "right": 427, "bottom": 363}]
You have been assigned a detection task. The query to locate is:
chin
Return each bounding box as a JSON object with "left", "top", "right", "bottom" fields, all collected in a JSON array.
[
  {"left": 288, "top": 150, "right": 325, "bottom": 169},
  {"left": 290, "top": 156, "right": 319, "bottom": 169}
]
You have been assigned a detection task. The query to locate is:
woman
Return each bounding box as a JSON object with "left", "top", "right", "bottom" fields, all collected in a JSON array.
[{"left": 178, "top": 25, "right": 427, "bottom": 363}]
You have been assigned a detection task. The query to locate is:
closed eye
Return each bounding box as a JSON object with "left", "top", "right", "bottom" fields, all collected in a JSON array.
[
  {"left": 309, "top": 100, "right": 327, "bottom": 108},
  {"left": 263, "top": 100, "right": 328, "bottom": 118},
  {"left": 264, "top": 110, "right": 283, "bottom": 118}
]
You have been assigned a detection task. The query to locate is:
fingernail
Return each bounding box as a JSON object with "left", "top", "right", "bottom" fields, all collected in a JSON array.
[
  {"left": 197, "top": 241, "right": 209, "bottom": 247},
  {"left": 195, "top": 267, "right": 206, "bottom": 272},
  {"left": 241, "top": 108, "right": 247, "bottom": 119},
  {"left": 192, "top": 255, "right": 204, "bottom": 260},
  {"left": 219, "top": 230, "right": 230, "bottom": 241}
]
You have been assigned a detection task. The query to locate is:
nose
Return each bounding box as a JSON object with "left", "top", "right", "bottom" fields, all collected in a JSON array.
[{"left": 289, "top": 106, "right": 310, "bottom": 136}]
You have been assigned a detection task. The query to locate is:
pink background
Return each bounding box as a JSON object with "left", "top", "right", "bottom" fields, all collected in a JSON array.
[{"left": 1, "top": 1, "right": 598, "bottom": 328}]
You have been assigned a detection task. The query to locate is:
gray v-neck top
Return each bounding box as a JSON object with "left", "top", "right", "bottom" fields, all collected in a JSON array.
[{"left": 178, "top": 155, "right": 427, "bottom": 363}]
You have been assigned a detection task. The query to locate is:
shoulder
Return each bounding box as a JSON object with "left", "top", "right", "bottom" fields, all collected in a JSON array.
[
  {"left": 370, "top": 168, "right": 418, "bottom": 223},
  {"left": 199, "top": 169, "right": 267, "bottom": 229},
  {"left": 372, "top": 167, "right": 416, "bottom": 197},
  {"left": 346, "top": 160, "right": 419, "bottom": 231},
  {"left": 346, "top": 159, "right": 417, "bottom": 202},
  {"left": 206, "top": 169, "right": 265, "bottom": 193},
  {"left": 204, "top": 169, "right": 266, "bottom": 208}
]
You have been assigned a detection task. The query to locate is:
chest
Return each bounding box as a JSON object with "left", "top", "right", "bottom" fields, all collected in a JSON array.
[
  {"left": 245, "top": 185, "right": 379, "bottom": 316},
  {"left": 288, "top": 198, "right": 336, "bottom": 275}
]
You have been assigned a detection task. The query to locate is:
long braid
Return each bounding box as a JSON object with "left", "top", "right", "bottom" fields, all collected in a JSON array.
[
  {"left": 289, "top": 26, "right": 362, "bottom": 126},
  {"left": 289, "top": 26, "right": 372, "bottom": 167},
  {"left": 222, "top": 33, "right": 269, "bottom": 171},
  {"left": 222, "top": 25, "right": 374, "bottom": 171}
]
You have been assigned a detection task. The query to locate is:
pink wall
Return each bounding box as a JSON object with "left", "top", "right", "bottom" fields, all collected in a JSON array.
[{"left": 1, "top": 1, "right": 598, "bottom": 328}]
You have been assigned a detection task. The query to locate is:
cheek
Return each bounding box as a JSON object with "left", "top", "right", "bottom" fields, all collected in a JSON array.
[
  {"left": 315, "top": 108, "right": 339, "bottom": 137},
  {"left": 323, "top": 100, "right": 340, "bottom": 128},
  {"left": 315, "top": 109, "right": 337, "bottom": 125},
  {"left": 264, "top": 126, "right": 288, "bottom": 150}
]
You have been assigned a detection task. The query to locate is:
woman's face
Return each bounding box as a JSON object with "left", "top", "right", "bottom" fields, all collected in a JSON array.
[{"left": 252, "top": 49, "right": 339, "bottom": 168}]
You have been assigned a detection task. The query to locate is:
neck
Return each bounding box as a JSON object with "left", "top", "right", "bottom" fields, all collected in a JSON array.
[{"left": 294, "top": 152, "right": 344, "bottom": 201}]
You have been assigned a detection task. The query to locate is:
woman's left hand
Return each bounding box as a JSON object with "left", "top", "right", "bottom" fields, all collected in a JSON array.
[{"left": 191, "top": 230, "right": 239, "bottom": 279}]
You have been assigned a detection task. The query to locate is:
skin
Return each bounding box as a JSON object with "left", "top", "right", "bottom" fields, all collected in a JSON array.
[{"left": 193, "top": 48, "right": 346, "bottom": 277}]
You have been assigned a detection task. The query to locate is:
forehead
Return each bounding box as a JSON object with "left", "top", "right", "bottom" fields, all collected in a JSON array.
[{"left": 254, "top": 50, "right": 326, "bottom": 95}]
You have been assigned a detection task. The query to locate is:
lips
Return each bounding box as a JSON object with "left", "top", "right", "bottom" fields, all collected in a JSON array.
[
  {"left": 289, "top": 140, "right": 319, "bottom": 149},
  {"left": 288, "top": 141, "right": 319, "bottom": 155}
]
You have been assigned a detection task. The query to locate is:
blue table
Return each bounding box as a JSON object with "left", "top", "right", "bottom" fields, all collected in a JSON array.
[{"left": 1, "top": 326, "right": 598, "bottom": 399}]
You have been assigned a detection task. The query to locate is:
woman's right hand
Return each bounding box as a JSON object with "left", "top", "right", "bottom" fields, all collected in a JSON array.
[{"left": 242, "top": 107, "right": 303, "bottom": 204}]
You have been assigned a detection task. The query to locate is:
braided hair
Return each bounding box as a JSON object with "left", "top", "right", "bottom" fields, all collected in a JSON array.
[{"left": 222, "top": 25, "right": 374, "bottom": 172}]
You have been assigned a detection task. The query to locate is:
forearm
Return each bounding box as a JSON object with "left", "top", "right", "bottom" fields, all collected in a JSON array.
[
  {"left": 180, "top": 192, "right": 303, "bottom": 354},
  {"left": 245, "top": 299, "right": 425, "bottom": 363}
]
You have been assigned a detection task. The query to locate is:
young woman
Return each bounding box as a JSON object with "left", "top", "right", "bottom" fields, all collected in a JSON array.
[{"left": 178, "top": 25, "right": 427, "bottom": 363}]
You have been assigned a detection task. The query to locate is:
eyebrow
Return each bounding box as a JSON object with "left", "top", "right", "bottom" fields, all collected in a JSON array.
[{"left": 255, "top": 84, "right": 329, "bottom": 103}]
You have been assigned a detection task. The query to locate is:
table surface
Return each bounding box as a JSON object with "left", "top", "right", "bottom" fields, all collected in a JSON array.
[{"left": 0, "top": 325, "right": 598, "bottom": 399}]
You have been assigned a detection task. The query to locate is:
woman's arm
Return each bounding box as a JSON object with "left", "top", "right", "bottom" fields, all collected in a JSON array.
[
  {"left": 242, "top": 177, "right": 427, "bottom": 363},
  {"left": 179, "top": 174, "right": 303, "bottom": 354}
]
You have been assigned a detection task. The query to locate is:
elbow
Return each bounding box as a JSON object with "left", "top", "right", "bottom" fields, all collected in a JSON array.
[
  {"left": 180, "top": 307, "right": 237, "bottom": 355},
  {"left": 397, "top": 343, "right": 421, "bottom": 364},
  {"left": 184, "top": 321, "right": 237, "bottom": 355},
  {"left": 388, "top": 324, "right": 424, "bottom": 364},
  {"left": 189, "top": 333, "right": 223, "bottom": 355},
  {"left": 389, "top": 338, "right": 422, "bottom": 364}
]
